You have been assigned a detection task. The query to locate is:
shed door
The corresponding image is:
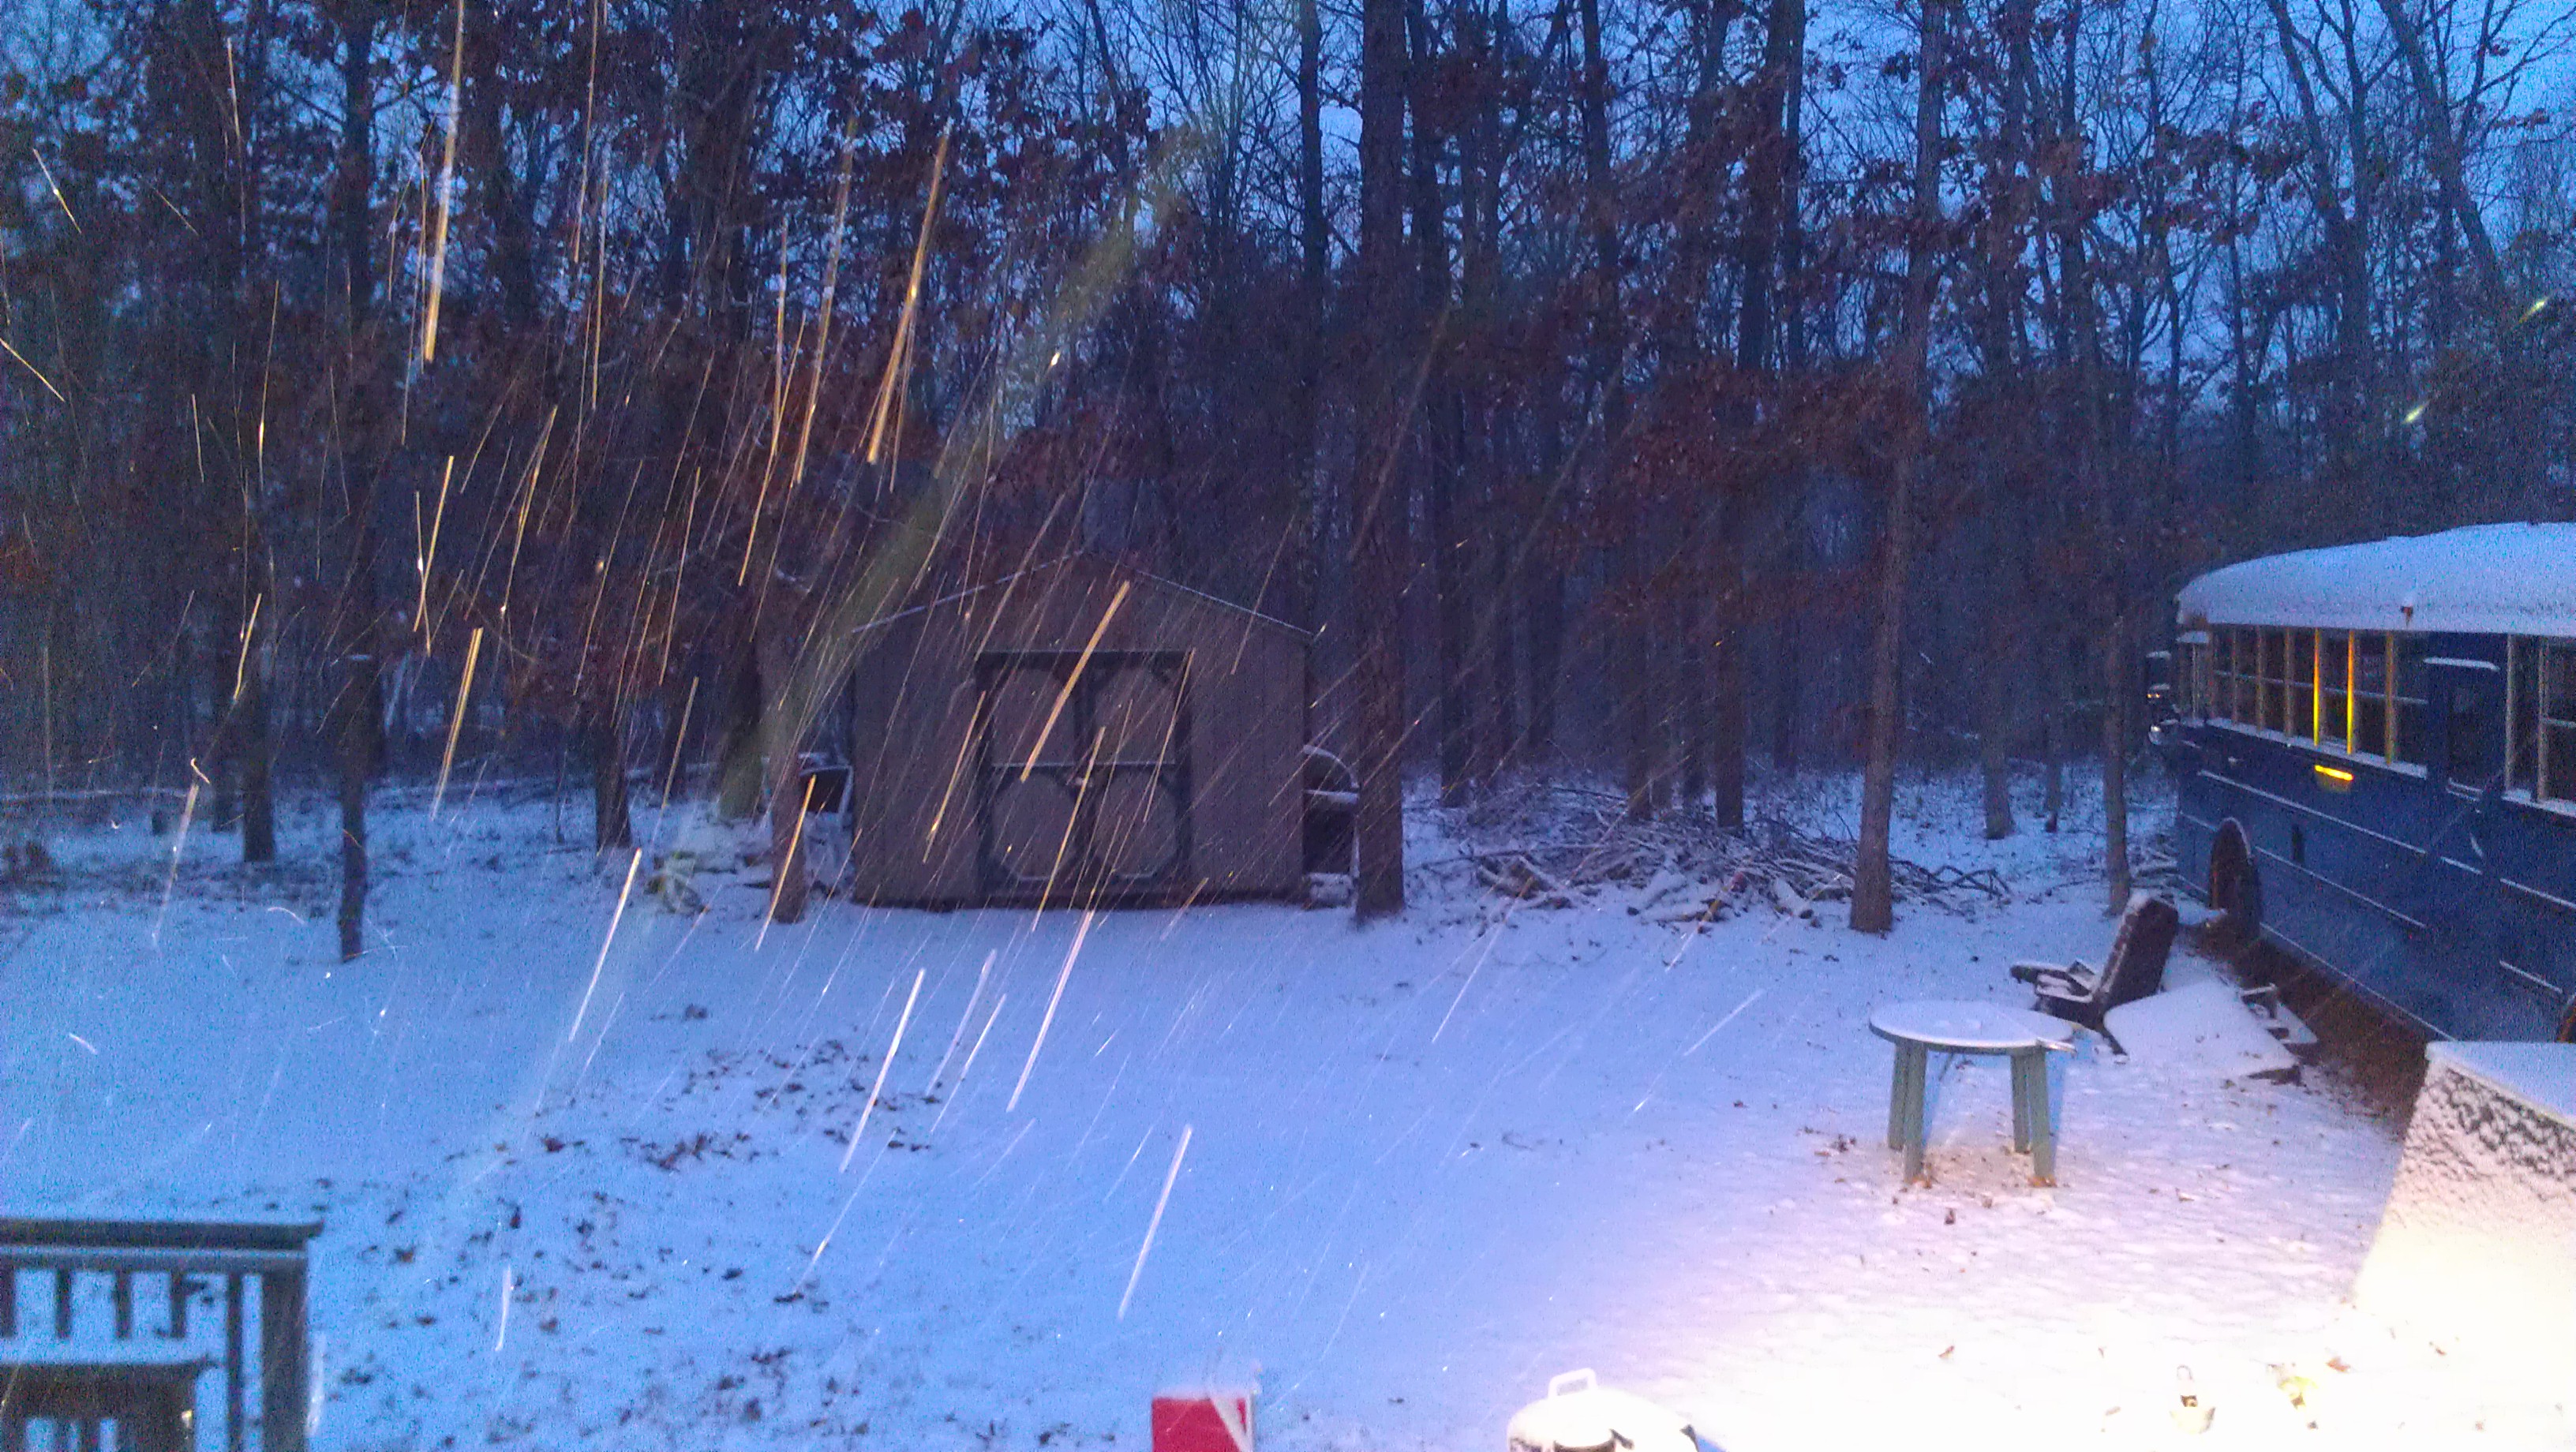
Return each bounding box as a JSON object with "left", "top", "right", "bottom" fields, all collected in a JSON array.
[{"left": 976, "top": 652, "right": 1190, "bottom": 898}]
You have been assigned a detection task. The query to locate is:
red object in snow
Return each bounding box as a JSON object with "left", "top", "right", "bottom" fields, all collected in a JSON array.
[{"left": 1151, "top": 1392, "right": 1253, "bottom": 1452}]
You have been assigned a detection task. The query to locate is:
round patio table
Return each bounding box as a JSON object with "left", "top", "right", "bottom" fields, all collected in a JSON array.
[{"left": 1868, "top": 1000, "right": 2073, "bottom": 1186}]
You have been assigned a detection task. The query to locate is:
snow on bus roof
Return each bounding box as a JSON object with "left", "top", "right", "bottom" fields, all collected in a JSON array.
[{"left": 2175, "top": 522, "right": 2576, "bottom": 636}]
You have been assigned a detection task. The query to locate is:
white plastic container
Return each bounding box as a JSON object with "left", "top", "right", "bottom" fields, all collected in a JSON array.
[{"left": 1506, "top": 1369, "right": 1702, "bottom": 1452}]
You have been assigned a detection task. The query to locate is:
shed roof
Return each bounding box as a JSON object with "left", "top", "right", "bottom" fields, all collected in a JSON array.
[
  {"left": 850, "top": 553, "right": 1314, "bottom": 641},
  {"left": 2175, "top": 522, "right": 2576, "bottom": 637}
]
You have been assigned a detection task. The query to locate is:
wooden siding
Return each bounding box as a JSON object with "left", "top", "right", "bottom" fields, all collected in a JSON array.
[{"left": 841, "top": 557, "right": 1307, "bottom": 906}]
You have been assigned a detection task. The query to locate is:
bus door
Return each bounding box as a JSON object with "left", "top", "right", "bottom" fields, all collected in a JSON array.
[
  {"left": 2422, "top": 656, "right": 2512, "bottom": 1033},
  {"left": 2432, "top": 656, "right": 2502, "bottom": 791}
]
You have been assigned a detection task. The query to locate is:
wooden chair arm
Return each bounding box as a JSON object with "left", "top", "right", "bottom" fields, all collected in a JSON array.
[{"left": 2009, "top": 959, "right": 2088, "bottom": 984}]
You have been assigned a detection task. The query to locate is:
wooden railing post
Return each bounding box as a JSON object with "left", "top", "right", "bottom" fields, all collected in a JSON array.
[
  {"left": 225, "top": 1272, "right": 245, "bottom": 1451},
  {"left": 259, "top": 1264, "right": 308, "bottom": 1452}
]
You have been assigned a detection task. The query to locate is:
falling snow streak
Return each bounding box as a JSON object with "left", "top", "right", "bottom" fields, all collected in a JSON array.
[
  {"left": 567, "top": 849, "right": 642, "bottom": 1042},
  {"left": 756, "top": 777, "right": 819, "bottom": 951},
  {"left": 737, "top": 114, "right": 863, "bottom": 587},
  {"left": 492, "top": 1264, "right": 513, "bottom": 1352},
  {"left": 429, "top": 626, "right": 483, "bottom": 821},
  {"left": 28, "top": 147, "right": 81, "bottom": 235},
  {"left": 1686, "top": 988, "right": 1767, "bottom": 1056},
  {"left": 415, "top": 457, "right": 455, "bottom": 636},
  {"left": 781, "top": 122, "right": 862, "bottom": 513},
  {"left": 1032, "top": 728, "right": 1108, "bottom": 918},
  {"left": 152, "top": 783, "right": 200, "bottom": 944},
  {"left": 926, "top": 991, "right": 1003, "bottom": 1140},
  {"left": 229, "top": 593, "right": 263, "bottom": 702},
  {"left": 866, "top": 125, "right": 954, "bottom": 469},
  {"left": 0, "top": 334, "right": 66, "bottom": 402},
  {"left": 1008, "top": 911, "right": 1095, "bottom": 1113},
  {"left": 655, "top": 675, "right": 698, "bottom": 822},
  {"left": 1020, "top": 581, "right": 1133, "bottom": 781},
  {"left": 927, "top": 951, "right": 997, "bottom": 1088},
  {"left": 840, "top": 968, "right": 925, "bottom": 1172},
  {"left": 1118, "top": 1123, "right": 1192, "bottom": 1319},
  {"left": 418, "top": 0, "right": 466, "bottom": 363}
]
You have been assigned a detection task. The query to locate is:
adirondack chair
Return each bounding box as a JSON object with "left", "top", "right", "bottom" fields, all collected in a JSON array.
[{"left": 2009, "top": 892, "right": 2181, "bottom": 1054}]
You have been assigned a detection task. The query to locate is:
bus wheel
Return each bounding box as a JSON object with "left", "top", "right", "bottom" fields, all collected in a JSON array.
[
  {"left": 2211, "top": 826, "right": 2262, "bottom": 942},
  {"left": 2558, "top": 997, "right": 2576, "bottom": 1045}
]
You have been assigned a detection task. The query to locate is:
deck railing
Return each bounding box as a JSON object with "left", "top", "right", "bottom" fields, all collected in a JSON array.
[{"left": 0, "top": 1218, "right": 320, "bottom": 1452}]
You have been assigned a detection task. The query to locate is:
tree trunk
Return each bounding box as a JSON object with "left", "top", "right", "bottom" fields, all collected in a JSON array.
[
  {"left": 1981, "top": 705, "right": 2016, "bottom": 837},
  {"left": 212, "top": 709, "right": 238, "bottom": 830},
  {"left": 2048, "top": 0, "right": 2100, "bottom": 848},
  {"left": 1458, "top": 9, "right": 1511, "bottom": 788},
  {"left": 1765, "top": 0, "right": 1810, "bottom": 783},
  {"left": 715, "top": 642, "right": 765, "bottom": 818},
  {"left": 1292, "top": 0, "right": 1326, "bottom": 630},
  {"left": 1526, "top": 560, "right": 1563, "bottom": 765},
  {"left": 1709, "top": 537, "right": 1745, "bottom": 824},
  {"left": 1524, "top": 381, "right": 1569, "bottom": 765},
  {"left": 333, "top": 0, "right": 378, "bottom": 959},
  {"left": 1351, "top": 0, "right": 1410, "bottom": 920},
  {"left": 337, "top": 642, "right": 375, "bottom": 961},
  {"left": 1769, "top": 601, "right": 1801, "bottom": 774},
  {"left": 593, "top": 705, "right": 634, "bottom": 851},
  {"left": 335, "top": 533, "right": 381, "bottom": 964},
  {"left": 1981, "top": 593, "right": 2017, "bottom": 839},
  {"left": 1481, "top": 526, "right": 1518, "bottom": 780},
  {"left": 1684, "top": 602, "right": 1711, "bottom": 807},
  {"left": 760, "top": 625, "right": 808, "bottom": 925},
  {"left": 240, "top": 631, "right": 275, "bottom": 862},
  {"left": 2042, "top": 648, "right": 2065, "bottom": 832},
  {"left": 1411, "top": 0, "right": 1470, "bottom": 810},
  {"left": 2101, "top": 610, "right": 2131, "bottom": 911},
  {"left": 1712, "top": 0, "right": 1789, "bottom": 829},
  {"left": 1975, "top": 0, "right": 2032, "bottom": 843},
  {"left": 1852, "top": 0, "right": 1945, "bottom": 935},
  {"left": 1669, "top": 0, "right": 1735, "bottom": 821},
  {"left": 1577, "top": 0, "right": 1642, "bottom": 821}
]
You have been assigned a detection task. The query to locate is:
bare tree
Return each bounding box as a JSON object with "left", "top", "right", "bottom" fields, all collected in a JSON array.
[
  {"left": 327, "top": 0, "right": 386, "bottom": 962},
  {"left": 1351, "top": 0, "right": 1410, "bottom": 920},
  {"left": 1852, "top": 0, "right": 1947, "bottom": 935}
]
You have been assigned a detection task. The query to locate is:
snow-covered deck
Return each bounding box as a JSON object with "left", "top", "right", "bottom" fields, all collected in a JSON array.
[
  {"left": 0, "top": 777, "right": 2562, "bottom": 1449},
  {"left": 2429, "top": 1042, "right": 2576, "bottom": 1130}
]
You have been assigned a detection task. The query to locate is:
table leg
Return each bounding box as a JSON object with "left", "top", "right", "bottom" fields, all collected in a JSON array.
[
  {"left": 2027, "top": 1053, "right": 2057, "bottom": 1186},
  {"left": 1900, "top": 1047, "right": 1929, "bottom": 1184},
  {"left": 1887, "top": 1045, "right": 1911, "bottom": 1150},
  {"left": 2009, "top": 1051, "right": 2032, "bottom": 1153}
]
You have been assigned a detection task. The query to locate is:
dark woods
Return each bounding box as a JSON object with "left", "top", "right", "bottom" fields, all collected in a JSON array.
[{"left": 2, "top": 0, "right": 2571, "bottom": 942}]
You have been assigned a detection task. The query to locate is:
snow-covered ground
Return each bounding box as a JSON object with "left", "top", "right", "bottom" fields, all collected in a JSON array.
[{"left": 2, "top": 769, "right": 2565, "bottom": 1450}]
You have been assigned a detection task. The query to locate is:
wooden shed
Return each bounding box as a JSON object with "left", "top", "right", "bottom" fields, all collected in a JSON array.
[{"left": 837, "top": 554, "right": 1315, "bottom": 908}]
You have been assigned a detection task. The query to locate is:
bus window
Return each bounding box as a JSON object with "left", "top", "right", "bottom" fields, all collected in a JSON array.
[
  {"left": 2354, "top": 634, "right": 2387, "bottom": 756},
  {"left": 2291, "top": 629, "right": 2320, "bottom": 740},
  {"left": 2509, "top": 639, "right": 2541, "bottom": 796},
  {"left": 2256, "top": 628, "right": 2283, "bottom": 732},
  {"left": 2244, "top": 627, "right": 2263, "bottom": 724},
  {"left": 2393, "top": 638, "right": 2430, "bottom": 766},
  {"left": 2537, "top": 642, "right": 2575, "bottom": 803},
  {"left": 2320, "top": 631, "right": 2350, "bottom": 749}
]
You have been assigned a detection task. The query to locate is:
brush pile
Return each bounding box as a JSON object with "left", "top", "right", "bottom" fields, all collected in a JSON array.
[{"left": 1452, "top": 784, "right": 2008, "bottom": 922}]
